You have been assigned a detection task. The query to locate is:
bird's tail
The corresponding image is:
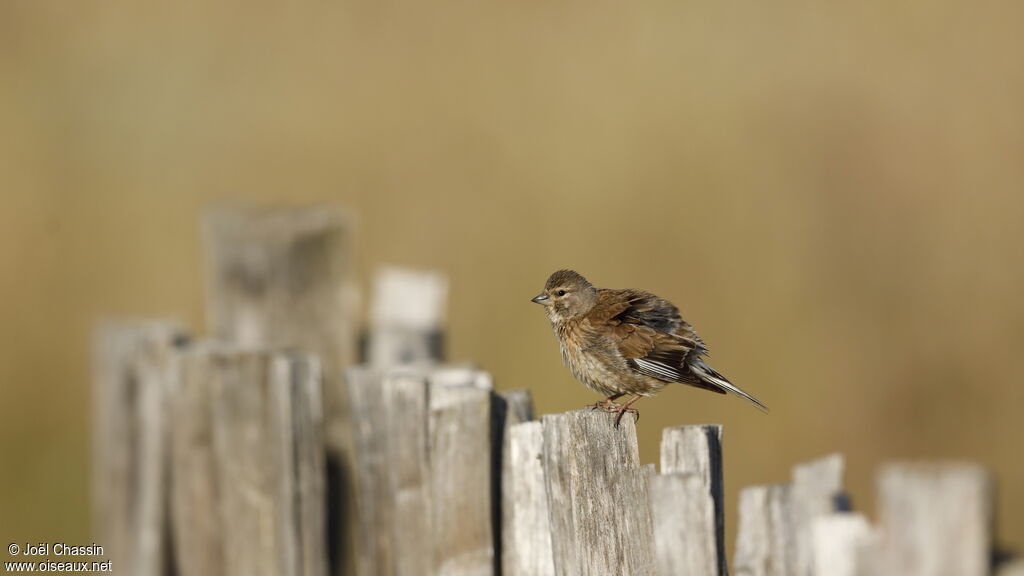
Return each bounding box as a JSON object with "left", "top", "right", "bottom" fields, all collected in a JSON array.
[{"left": 690, "top": 359, "right": 769, "bottom": 412}]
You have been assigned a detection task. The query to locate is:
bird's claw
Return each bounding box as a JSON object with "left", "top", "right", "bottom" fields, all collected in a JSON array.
[
  {"left": 613, "top": 407, "right": 639, "bottom": 429},
  {"left": 588, "top": 399, "right": 623, "bottom": 412}
]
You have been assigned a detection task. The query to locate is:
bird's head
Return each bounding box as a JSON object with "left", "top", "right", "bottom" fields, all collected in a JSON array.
[{"left": 531, "top": 269, "right": 598, "bottom": 321}]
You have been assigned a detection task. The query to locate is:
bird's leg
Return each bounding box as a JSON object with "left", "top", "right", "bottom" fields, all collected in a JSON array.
[
  {"left": 588, "top": 393, "right": 625, "bottom": 412},
  {"left": 613, "top": 396, "right": 642, "bottom": 428}
]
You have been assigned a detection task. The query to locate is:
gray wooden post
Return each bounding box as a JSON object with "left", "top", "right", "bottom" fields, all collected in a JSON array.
[
  {"left": 93, "top": 321, "right": 187, "bottom": 576},
  {"left": 346, "top": 367, "right": 498, "bottom": 576},
  {"left": 498, "top": 390, "right": 535, "bottom": 576},
  {"left": 542, "top": 410, "right": 656, "bottom": 576},
  {"left": 171, "top": 345, "right": 327, "bottom": 576},
  {"left": 383, "top": 372, "right": 434, "bottom": 576},
  {"left": 429, "top": 378, "right": 496, "bottom": 575},
  {"left": 345, "top": 366, "right": 395, "bottom": 576},
  {"left": 734, "top": 453, "right": 844, "bottom": 576},
  {"left": 649, "top": 472, "right": 719, "bottom": 575},
  {"left": 733, "top": 484, "right": 794, "bottom": 576},
  {"left": 810, "top": 513, "right": 872, "bottom": 576},
  {"left": 659, "top": 425, "right": 726, "bottom": 575},
  {"left": 876, "top": 462, "right": 993, "bottom": 576},
  {"left": 792, "top": 454, "right": 845, "bottom": 576},
  {"left": 504, "top": 421, "right": 555, "bottom": 576},
  {"left": 204, "top": 206, "right": 357, "bottom": 574},
  {"left": 203, "top": 206, "right": 356, "bottom": 423}
]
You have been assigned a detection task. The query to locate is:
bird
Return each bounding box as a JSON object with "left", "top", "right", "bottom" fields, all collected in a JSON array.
[{"left": 531, "top": 269, "right": 767, "bottom": 426}]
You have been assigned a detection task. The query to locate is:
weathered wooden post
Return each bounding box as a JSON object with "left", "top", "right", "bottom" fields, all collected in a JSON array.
[
  {"left": 652, "top": 425, "right": 725, "bottom": 575},
  {"left": 499, "top": 390, "right": 538, "bottom": 576},
  {"left": 542, "top": 410, "right": 656, "bottom": 576},
  {"left": 203, "top": 205, "right": 357, "bottom": 445},
  {"left": 171, "top": 345, "right": 327, "bottom": 576},
  {"left": 733, "top": 454, "right": 844, "bottom": 576},
  {"left": 876, "top": 462, "right": 993, "bottom": 576},
  {"left": 504, "top": 421, "right": 555, "bottom": 576},
  {"left": 792, "top": 454, "right": 845, "bottom": 576},
  {"left": 429, "top": 377, "right": 496, "bottom": 575},
  {"left": 347, "top": 367, "right": 504, "bottom": 576},
  {"left": 810, "top": 513, "right": 872, "bottom": 576},
  {"left": 93, "top": 321, "right": 187, "bottom": 576},
  {"left": 204, "top": 206, "right": 357, "bottom": 574},
  {"left": 734, "top": 484, "right": 794, "bottom": 576}
]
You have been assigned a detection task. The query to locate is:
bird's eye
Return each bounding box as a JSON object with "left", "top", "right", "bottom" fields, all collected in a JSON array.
[{"left": 556, "top": 290, "right": 567, "bottom": 297}]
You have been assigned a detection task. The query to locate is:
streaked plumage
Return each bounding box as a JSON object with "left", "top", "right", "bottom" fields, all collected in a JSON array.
[{"left": 531, "top": 269, "right": 767, "bottom": 424}]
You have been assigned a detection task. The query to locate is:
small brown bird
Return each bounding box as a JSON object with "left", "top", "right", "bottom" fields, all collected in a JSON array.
[{"left": 532, "top": 269, "right": 767, "bottom": 425}]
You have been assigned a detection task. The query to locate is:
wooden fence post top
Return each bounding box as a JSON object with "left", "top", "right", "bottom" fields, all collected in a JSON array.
[{"left": 541, "top": 409, "right": 653, "bottom": 576}]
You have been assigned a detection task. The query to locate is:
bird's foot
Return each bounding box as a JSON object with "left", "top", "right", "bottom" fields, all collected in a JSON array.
[
  {"left": 613, "top": 406, "right": 640, "bottom": 428},
  {"left": 587, "top": 398, "right": 623, "bottom": 412}
]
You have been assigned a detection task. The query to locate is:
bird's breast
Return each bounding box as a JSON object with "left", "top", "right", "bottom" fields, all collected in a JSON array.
[{"left": 554, "top": 320, "right": 630, "bottom": 397}]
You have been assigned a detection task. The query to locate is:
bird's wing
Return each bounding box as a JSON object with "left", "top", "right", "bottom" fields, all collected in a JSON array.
[{"left": 592, "top": 290, "right": 724, "bottom": 393}]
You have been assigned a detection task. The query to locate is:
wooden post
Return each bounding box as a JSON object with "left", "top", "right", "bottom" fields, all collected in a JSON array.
[
  {"left": 367, "top": 267, "right": 447, "bottom": 366},
  {"left": 659, "top": 425, "right": 726, "bottom": 575},
  {"left": 734, "top": 454, "right": 844, "bottom": 576},
  {"left": 347, "top": 367, "right": 498, "bottom": 576},
  {"left": 383, "top": 372, "right": 434, "bottom": 576},
  {"left": 345, "top": 366, "right": 395, "bottom": 576},
  {"left": 542, "top": 410, "right": 656, "bottom": 576},
  {"left": 649, "top": 473, "right": 719, "bottom": 575},
  {"left": 93, "top": 321, "right": 187, "bottom": 576},
  {"left": 792, "top": 454, "right": 845, "bottom": 576},
  {"left": 347, "top": 366, "right": 436, "bottom": 576},
  {"left": 171, "top": 345, "right": 327, "bottom": 576},
  {"left": 733, "top": 484, "right": 794, "bottom": 576},
  {"left": 429, "top": 379, "right": 496, "bottom": 575},
  {"left": 810, "top": 513, "right": 872, "bottom": 576},
  {"left": 498, "top": 390, "right": 535, "bottom": 576},
  {"left": 503, "top": 421, "right": 554, "bottom": 576},
  {"left": 876, "top": 462, "right": 993, "bottom": 576},
  {"left": 204, "top": 206, "right": 356, "bottom": 430},
  {"left": 204, "top": 206, "right": 357, "bottom": 574},
  {"left": 170, "top": 344, "right": 223, "bottom": 576}
]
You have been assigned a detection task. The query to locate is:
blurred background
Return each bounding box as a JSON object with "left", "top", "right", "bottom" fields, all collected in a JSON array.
[{"left": 2, "top": 0, "right": 1023, "bottom": 560}]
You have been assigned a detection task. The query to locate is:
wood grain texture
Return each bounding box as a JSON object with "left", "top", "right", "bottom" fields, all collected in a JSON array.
[
  {"left": 733, "top": 484, "right": 794, "bottom": 576},
  {"left": 660, "top": 424, "right": 726, "bottom": 575},
  {"left": 171, "top": 343, "right": 224, "bottom": 576},
  {"left": 346, "top": 366, "right": 396, "bottom": 576},
  {"left": 504, "top": 421, "right": 555, "bottom": 576},
  {"left": 429, "top": 380, "right": 496, "bottom": 576},
  {"left": 876, "top": 462, "right": 993, "bottom": 576},
  {"left": 383, "top": 372, "right": 433, "bottom": 576},
  {"left": 542, "top": 410, "right": 655, "bottom": 576},
  {"left": 347, "top": 367, "right": 498, "bottom": 576},
  {"left": 204, "top": 206, "right": 357, "bottom": 575},
  {"left": 173, "top": 345, "right": 327, "bottom": 576},
  {"left": 649, "top": 472, "right": 718, "bottom": 576},
  {"left": 499, "top": 390, "right": 536, "bottom": 576},
  {"left": 93, "top": 320, "right": 187, "bottom": 576}
]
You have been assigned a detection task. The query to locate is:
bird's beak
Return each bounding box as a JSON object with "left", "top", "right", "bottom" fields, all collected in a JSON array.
[{"left": 531, "top": 292, "right": 550, "bottom": 305}]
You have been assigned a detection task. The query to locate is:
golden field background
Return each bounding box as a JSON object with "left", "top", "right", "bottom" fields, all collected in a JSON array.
[{"left": 2, "top": 0, "right": 1023, "bottom": 560}]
